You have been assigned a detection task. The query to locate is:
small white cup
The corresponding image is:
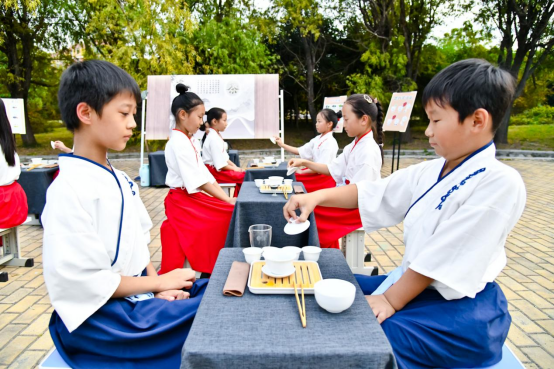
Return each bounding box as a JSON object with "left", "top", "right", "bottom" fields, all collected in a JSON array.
[
  {"left": 31, "top": 158, "right": 43, "bottom": 164},
  {"left": 283, "top": 246, "right": 301, "bottom": 260},
  {"left": 243, "top": 247, "right": 263, "bottom": 265},
  {"left": 302, "top": 246, "right": 322, "bottom": 262},
  {"left": 253, "top": 159, "right": 260, "bottom": 165},
  {"left": 255, "top": 179, "right": 263, "bottom": 187},
  {"left": 284, "top": 179, "right": 293, "bottom": 186}
]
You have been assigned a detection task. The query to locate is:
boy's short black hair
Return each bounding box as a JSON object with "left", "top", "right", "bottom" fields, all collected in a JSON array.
[
  {"left": 58, "top": 60, "right": 141, "bottom": 132},
  {"left": 422, "top": 59, "right": 516, "bottom": 133}
]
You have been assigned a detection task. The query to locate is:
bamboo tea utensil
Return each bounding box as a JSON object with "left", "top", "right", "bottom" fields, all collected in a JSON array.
[{"left": 293, "top": 277, "right": 307, "bottom": 328}]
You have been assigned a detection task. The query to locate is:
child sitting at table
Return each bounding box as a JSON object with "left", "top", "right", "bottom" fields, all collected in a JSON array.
[
  {"left": 42, "top": 60, "right": 207, "bottom": 369},
  {"left": 274, "top": 108, "right": 339, "bottom": 193},
  {"left": 283, "top": 59, "right": 525, "bottom": 369},
  {"left": 0, "top": 99, "right": 28, "bottom": 230},
  {"left": 288, "top": 95, "right": 383, "bottom": 248},
  {"left": 160, "top": 84, "right": 235, "bottom": 275},
  {"left": 201, "top": 107, "right": 245, "bottom": 196}
]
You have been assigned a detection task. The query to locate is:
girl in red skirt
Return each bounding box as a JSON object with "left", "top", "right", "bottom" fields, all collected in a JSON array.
[
  {"left": 160, "top": 84, "right": 236, "bottom": 275},
  {"left": 274, "top": 109, "right": 339, "bottom": 193},
  {"left": 0, "top": 99, "right": 28, "bottom": 230},
  {"left": 288, "top": 95, "right": 384, "bottom": 248},
  {"left": 201, "top": 107, "right": 245, "bottom": 197}
]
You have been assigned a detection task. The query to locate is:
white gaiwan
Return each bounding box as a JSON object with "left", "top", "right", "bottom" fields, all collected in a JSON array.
[
  {"left": 314, "top": 279, "right": 356, "bottom": 313},
  {"left": 267, "top": 176, "right": 284, "bottom": 186},
  {"left": 263, "top": 248, "right": 296, "bottom": 275}
]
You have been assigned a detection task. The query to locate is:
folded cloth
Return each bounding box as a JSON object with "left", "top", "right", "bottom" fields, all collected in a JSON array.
[
  {"left": 223, "top": 261, "right": 250, "bottom": 297},
  {"left": 293, "top": 185, "right": 305, "bottom": 194}
]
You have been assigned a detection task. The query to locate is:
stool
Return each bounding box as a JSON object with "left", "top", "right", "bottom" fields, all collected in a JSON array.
[
  {"left": 39, "top": 348, "right": 70, "bottom": 369},
  {"left": 341, "top": 227, "right": 376, "bottom": 276},
  {"left": 220, "top": 183, "right": 236, "bottom": 197},
  {"left": 0, "top": 224, "right": 34, "bottom": 282}
]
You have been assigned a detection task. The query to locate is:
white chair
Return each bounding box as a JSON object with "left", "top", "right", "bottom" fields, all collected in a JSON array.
[
  {"left": 341, "top": 227, "right": 376, "bottom": 276},
  {"left": 219, "top": 183, "right": 236, "bottom": 197},
  {"left": 0, "top": 222, "right": 34, "bottom": 282}
]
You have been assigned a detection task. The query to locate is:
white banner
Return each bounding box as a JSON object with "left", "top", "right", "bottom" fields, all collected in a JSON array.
[{"left": 1, "top": 98, "right": 26, "bottom": 134}]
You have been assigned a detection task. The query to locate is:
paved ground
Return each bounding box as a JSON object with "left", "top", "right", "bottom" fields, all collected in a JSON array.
[{"left": 0, "top": 156, "right": 552, "bottom": 368}]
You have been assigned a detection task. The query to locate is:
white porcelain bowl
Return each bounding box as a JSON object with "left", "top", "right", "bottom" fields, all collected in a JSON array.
[
  {"left": 243, "top": 247, "right": 263, "bottom": 264},
  {"left": 314, "top": 279, "right": 356, "bottom": 313},
  {"left": 302, "top": 246, "right": 322, "bottom": 262},
  {"left": 263, "top": 248, "right": 296, "bottom": 275},
  {"left": 282, "top": 246, "right": 301, "bottom": 260}
]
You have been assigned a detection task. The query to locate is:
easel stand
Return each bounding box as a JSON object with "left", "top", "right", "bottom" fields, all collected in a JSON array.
[{"left": 390, "top": 132, "right": 402, "bottom": 173}]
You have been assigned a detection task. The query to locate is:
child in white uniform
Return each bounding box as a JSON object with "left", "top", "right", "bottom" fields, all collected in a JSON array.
[
  {"left": 283, "top": 59, "right": 525, "bottom": 368},
  {"left": 201, "top": 107, "right": 245, "bottom": 196},
  {"left": 43, "top": 60, "right": 207, "bottom": 369},
  {"left": 288, "top": 95, "right": 384, "bottom": 248}
]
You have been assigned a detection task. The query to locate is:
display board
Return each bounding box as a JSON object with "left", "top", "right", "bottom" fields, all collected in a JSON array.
[
  {"left": 382, "top": 91, "right": 418, "bottom": 132},
  {"left": 146, "top": 74, "right": 279, "bottom": 140},
  {"left": 1, "top": 98, "right": 25, "bottom": 134},
  {"left": 323, "top": 96, "right": 346, "bottom": 133}
]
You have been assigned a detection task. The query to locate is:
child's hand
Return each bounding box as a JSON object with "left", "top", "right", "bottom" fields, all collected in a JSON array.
[
  {"left": 159, "top": 268, "right": 196, "bottom": 291},
  {"left": 54, "top": 141, "right": 72, "bottom": 153},
  {"left": 227, "top": 197, "right": 237, "bottom": 205},
  {"left": 233, "top": 167, "right": 244, "bottom": 173},
  {"left": 155, "top": 289, "right": 190, "bottom": 301},
  {"left": 283, "top": 193, "right": 317, "bottom": 223},
  {"left": 274, "top": 136, "right": 283, "bottom": 145},
  {"left": 288, "top": 158, "right": 303, "bottom": 168},
  {"left": 365, "top": 295, "right": 396, "bottom": 324}
]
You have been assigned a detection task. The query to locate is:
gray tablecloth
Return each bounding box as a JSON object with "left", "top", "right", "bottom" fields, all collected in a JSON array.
[
  {"left": 224, "top": 182, "right": 319, "bottom": 248},
  {"left": 18, "top": 167, "right": 58, "bottom": 215},
  {"left": 181, "top": 248, "right": 396, "bottom": 369},
  {"left": 244, "top": 161, "right": 296, "bottom": 181},
  {"left": 148, "top": 150, "right": 240, "bottom": 187}
]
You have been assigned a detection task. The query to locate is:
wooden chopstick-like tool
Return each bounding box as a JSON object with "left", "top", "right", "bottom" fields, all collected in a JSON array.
[{"left": 293, "top": 277, "right": 306, "bottom": 328}]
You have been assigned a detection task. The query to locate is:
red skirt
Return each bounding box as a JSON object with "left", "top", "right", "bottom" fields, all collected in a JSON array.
[
  {"left": 314, "top": 206, "right": 362, "bottom": 249},
  {"left": 206, "top": 165, "right": 245, "bottom": 197},
  {"left": 0, "top": 182, "right": 28, "bottom": 229},
  {"left": 160, "top": 188, "right": 234, "bottom": 274},
  {"left": 295, "top": 172, "right": 336, "bottom": 193}
]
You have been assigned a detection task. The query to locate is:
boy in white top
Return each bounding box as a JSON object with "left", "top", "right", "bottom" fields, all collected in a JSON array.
[
  {"left": 283, "top": 59, "right": 525, "bottom": 368},
  {"left": 42, "top": 60, "right": 206, "bottom": 369}
]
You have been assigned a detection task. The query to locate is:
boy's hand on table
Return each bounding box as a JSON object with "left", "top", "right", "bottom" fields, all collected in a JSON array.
[
  {"left": 365, "top": 295, "right": 396, "bottom": 324},
  {"left": 159, "top": 268, "right": 196, "bottom": 291},
  {"left": 155, "top": 289, "right": 190, "bottom": 301}
]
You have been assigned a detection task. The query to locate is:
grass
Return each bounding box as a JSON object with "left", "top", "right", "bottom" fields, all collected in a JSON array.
[{"left": 14, "top": 123, "right": 554, "bottom": 157}]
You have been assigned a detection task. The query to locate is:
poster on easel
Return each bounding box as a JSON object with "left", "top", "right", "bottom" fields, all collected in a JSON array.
[
  {"left": 1, "top": 98, "right": 25, "bottom": 134},
  {"left": 323, "top": 96, "right": 347, "bottom": 133},
  {"left": 383, "top": 91, "right": 417, "bottom": 132}
]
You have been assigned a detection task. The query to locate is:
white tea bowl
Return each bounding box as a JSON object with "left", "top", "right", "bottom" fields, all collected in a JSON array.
[
  {"left": 302, "top": 246, "right": 322, "bottom": 262},
  {"left": 263, "top": 248, "right": 296, "bottom": 275},
  {"left": 243, "top": 247, "right": 263, "bottom": 265},
  {"left": 282, "top": 246, "right": 301, "bottom": 261},
  {"left": 314, "top": 279, "right": 356, "bottom": 313}
]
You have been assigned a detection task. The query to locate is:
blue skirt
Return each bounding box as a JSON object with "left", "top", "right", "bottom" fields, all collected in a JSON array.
[
  {"left": 49, "top": 279, "right": 209, "bottom": 369},
  {"left": 355, "top": 275, "right": 511, "bottom": 369}
]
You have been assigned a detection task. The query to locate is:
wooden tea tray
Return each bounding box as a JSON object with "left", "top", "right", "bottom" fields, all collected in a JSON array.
[
  {"left": 259, "top": 184, "right": 292, "bottom": 194},
  {"left": 248, "top": 261, "right": 322, "bottom": 294}
]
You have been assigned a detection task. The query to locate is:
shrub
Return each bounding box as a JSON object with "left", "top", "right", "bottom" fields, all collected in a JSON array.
[{"left": 510, "top": 105, "right": 554, "bottom": 126}]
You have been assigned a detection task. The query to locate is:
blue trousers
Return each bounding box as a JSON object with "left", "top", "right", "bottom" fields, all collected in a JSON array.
[
  {"left": 355, "top": 275, "right": 511, "bottom": 369},
  {"left": 49, "top": 279, "right": 209, "bottom": 369}
]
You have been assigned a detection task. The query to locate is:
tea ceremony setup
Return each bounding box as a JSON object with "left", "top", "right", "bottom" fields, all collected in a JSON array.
[{"left": 2, "top": 1, "right": 554, "bottom": 367}]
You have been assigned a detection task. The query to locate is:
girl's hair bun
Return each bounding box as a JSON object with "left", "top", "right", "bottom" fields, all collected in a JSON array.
[
  {"left": 336, "top": 110, "right": 343, "bottom": 119},
  {"left": 176, "top": 83, "right": 189, "bottom": 94}
]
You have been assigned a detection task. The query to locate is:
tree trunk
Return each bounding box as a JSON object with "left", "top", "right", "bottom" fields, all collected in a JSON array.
[
  {"left": 301, "top": 36, "right": 318, "bottom": 132},
  {"left": 293, "top": 95, "right": 299, "bottom": 129},
  {"left": 494, "top": 101, "right": 513, "bottom": 144}
]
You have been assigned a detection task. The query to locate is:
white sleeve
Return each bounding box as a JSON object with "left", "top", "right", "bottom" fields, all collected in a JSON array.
[
  {"left": 328, "top": 151, "right": 347, "bottom": 184},
  {"left": 408, "top": 171, "right": 526, "bottom": 299},
  {"left": 42, "top": 183, "right": 121, "bottom": 333},
  {"left": 213, "top": 139, "right": 230, "bottom": 171},
  {"left": 356, "top": 165, "right": 420, "bottom": 233},
  {"left": 174, "top": 145, "right": 213, "bottom": 192},
  {"left": 351, "top": 163, "right": 380, "bottom": 183},
  {"left": 298, "top": 138, "right": 315, "bottom": 160},
  {"left": 130, "top": 181, "right": 153, "bottom": 245}
]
